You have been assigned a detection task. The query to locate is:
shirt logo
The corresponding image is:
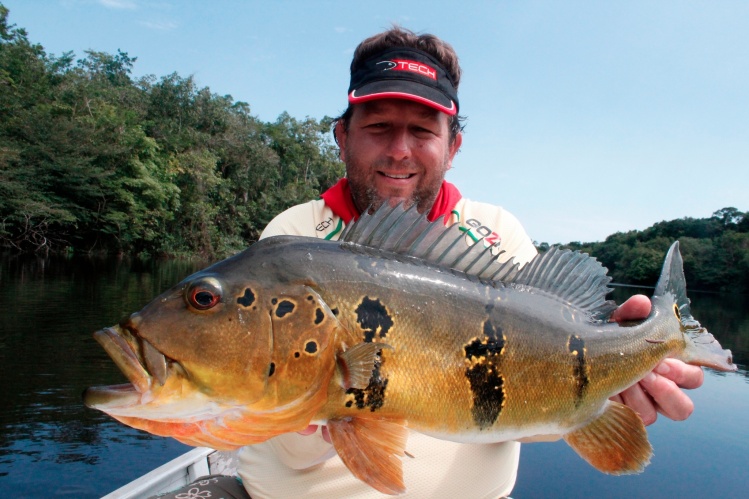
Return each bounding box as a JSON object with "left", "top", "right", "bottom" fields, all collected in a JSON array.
[{"left": 377, "top": 59, "right": 437, "bottom": 80}]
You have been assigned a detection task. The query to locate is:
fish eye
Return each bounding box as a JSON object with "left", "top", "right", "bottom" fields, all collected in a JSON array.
[{"left": 186, "top": 278, "right": 223, "bottom": 311}]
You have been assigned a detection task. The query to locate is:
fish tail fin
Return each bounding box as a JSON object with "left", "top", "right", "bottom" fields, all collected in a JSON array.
[{"left": 653, "top": 242, "right": 736, "bottom": 372}]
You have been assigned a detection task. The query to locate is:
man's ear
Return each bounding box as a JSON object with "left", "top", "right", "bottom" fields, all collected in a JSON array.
[
  {"left": 447, "top": 132, "right": 463, "bottom": 169},
  {"left": 334, "top": 120, "right": 347, "bottom": 162}
]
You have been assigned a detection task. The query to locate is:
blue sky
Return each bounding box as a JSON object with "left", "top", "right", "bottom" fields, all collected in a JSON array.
[{"left": 4, "top": 0, "right": 748, "bottom": 244}]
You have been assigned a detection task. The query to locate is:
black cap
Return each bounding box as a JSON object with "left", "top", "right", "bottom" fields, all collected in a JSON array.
[{"left": 348, "top": 47, "right": 459, "bottom": 115}]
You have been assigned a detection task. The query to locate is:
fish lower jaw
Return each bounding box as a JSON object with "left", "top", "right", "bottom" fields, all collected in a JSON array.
[{"left": 94, "top": 326, "right": 185, "bottom": 394}]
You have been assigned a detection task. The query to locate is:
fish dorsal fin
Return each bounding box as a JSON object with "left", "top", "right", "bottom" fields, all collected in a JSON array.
[
  {"left": 341, "top": 204, "right": 616, "bottom": 320},
  {"left": 340, "top": 203, "right": 506, "bottom": 279},
  {"left": 511, "top": 246, "right": 616, "bottom": 321}
]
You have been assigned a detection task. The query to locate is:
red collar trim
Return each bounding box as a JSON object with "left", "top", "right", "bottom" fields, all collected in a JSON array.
[{"left": 320, "top": 179, "right": 462, "bottom": 224}]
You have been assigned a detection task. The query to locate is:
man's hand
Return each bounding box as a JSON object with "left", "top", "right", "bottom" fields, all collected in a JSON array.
[
  {"left": 298, "top": 424, "right": 332, "bottom": 443},
  {"left": 610, "top": 294, "right": 704, "bottom": 425}
]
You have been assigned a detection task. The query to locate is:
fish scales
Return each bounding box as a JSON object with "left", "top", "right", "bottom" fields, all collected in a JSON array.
[{"left": 84, "top": 204, "right": 737, "bottom": 495}]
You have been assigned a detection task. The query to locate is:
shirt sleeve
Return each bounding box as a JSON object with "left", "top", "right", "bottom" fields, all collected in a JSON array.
[
  {"left": 260, "top": 202, "right": 319, "bottom": 239},
  {"left": 260, "top": 199, "right": 343, "bottom": 240}
]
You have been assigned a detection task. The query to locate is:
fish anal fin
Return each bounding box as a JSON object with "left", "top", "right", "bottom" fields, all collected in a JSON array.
[
  {"left": 328, "top": 417, "right": 408, "bottom": 495},
  {"left": 338, "top": 342, "right": 392, "bottom": 390},
  {"left": 563, "top": 401, "right": 652, "bottom": 475}
]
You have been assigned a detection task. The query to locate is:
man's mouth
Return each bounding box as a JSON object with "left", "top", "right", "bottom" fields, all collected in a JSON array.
[{"left": 379, "top": 172, "right": 415, "bottom": 180}]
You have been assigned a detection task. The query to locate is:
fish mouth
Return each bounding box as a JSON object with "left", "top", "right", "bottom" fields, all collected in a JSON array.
[{"left": 83, "top": 326, "right": 179, "bottom": 409}]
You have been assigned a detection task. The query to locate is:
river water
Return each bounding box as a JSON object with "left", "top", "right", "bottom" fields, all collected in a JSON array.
[{"left": 1, "top": 253, "right": 747, "bottom": 498}]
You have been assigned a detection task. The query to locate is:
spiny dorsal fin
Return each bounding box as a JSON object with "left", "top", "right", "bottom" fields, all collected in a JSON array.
[{"left": 341, "top": 203, "right": 616, "bottom": 320}]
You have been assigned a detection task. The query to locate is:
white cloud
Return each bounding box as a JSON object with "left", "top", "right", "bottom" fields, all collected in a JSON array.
[
  {"left": 98, "top": 0, "right": 138, "bottom": 9},
  {"left": 139, "top": 20, "right": 178, "bottom": 31}
]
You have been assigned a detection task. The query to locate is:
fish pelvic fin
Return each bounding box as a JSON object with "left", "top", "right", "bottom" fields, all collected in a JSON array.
[
  {"left": 328, "top": 417, "right": 408, "bottom": 495},
  {"left": 653, "top": 242, "right": 736, "bottom": 372},
  {"left": 563, "top": 401, "right": 652, "bottom": 475}
]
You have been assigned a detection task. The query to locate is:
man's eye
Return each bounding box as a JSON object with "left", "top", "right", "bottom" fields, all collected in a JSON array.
[{"left": 413, "top": 126, "right": 435, "bottom": 136}]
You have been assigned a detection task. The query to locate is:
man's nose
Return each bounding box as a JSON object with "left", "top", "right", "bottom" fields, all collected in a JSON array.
[{"left": 385, "top": 128, "right": 412, "bottom": 160}]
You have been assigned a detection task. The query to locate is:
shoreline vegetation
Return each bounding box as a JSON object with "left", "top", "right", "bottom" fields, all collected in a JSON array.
[{"left": 2, "top": 5, "right": 747, "bottom": 293}]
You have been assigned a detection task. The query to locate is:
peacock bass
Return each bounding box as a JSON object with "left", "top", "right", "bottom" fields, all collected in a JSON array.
[{"left": 84, "top": 204, "right": 736, "bottom": 494}]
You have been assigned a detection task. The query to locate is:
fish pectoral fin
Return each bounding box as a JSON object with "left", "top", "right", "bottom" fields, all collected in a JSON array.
[
  {"left": 563, "top": 401, "right": 652, "bottom": 475},
  {"left": 328, "top": 417, "right": 408, "bottom": 495},
  {"left": 337, "top": 342, "right": 392, "bottom": 390}
]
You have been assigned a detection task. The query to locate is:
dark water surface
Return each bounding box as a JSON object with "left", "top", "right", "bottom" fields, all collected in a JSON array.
[{"left": 1, "top": 253, "right": 747, "bottom": 498}]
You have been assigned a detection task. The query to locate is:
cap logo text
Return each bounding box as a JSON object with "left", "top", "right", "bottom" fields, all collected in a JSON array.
[{"left": 377, "top": 59, "right": 437, "bottom": 80}]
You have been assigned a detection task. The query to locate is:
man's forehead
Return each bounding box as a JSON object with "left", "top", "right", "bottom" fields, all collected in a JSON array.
[{"left": 355, "top": 99, "right": 444, "bottom": 120}]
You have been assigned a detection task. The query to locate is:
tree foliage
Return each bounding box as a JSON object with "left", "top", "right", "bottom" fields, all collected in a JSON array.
[
  {"left": 0, "top": 5, "right": 343, "bottom": 258},
  {"left": 553, "top": 208, "right": 749, "bottom": 293}
]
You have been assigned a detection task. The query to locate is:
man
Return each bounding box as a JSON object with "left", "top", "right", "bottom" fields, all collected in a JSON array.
[{"left": 232, "top": 27, "right": 704, "bottom": 498}]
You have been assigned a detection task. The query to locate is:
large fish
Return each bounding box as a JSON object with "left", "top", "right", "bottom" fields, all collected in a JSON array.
[{"left": 84, "top": 204, "right": 736, "bottom": 494}]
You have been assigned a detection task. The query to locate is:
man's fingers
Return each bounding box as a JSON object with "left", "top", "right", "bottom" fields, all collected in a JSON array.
[
  {"left": 297, "top": 424, "right": 319, "bottom": 436},
  {"left": 617, "top": 382, "right": 659, "bottom": 426},
  {"left": 610, "top": 294, "right": 652, "bottom": 323},
  {"left": 655, "top": 359, "right": 704, "bottom": 389},
  {"left": 638, "top": 370, "right": 695, "bottom": 421}
]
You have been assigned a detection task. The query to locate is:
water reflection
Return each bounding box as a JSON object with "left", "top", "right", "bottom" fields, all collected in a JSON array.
[{"left": 0, "top": 253, "right": 204, "bottom": 496}]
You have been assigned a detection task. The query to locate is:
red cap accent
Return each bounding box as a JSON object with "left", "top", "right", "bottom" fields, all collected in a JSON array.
[{"left": 348, "top": 90, "right": 457, "bottom": 116}]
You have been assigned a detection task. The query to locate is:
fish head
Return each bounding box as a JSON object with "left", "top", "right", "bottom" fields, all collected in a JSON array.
[
  {"left": 84, "top": 247, "right": 344, "bottom": 445},
  {"left": 84, "top": 270, "right": 274, "bottom": 414}
]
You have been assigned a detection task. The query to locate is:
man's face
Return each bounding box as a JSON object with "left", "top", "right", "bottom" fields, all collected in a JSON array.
[{"left": 336, "top": 99, "right": 462, "bottom": 214}]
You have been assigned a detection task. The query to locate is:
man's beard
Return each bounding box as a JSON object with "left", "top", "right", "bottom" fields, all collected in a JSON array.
[{"left": 346, "top": 158, "right": 449, "bottom": 216}]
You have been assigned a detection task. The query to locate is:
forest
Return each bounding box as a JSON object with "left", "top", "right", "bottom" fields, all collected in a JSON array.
[
  {"left": 553, "top": 207, "right": 749, "bottom": 293},
  {"left": 2, "top": 5, "right": 747, "bottom": 292},
  {"left": 0, "top": 5, "right": 344, "bottom": 258}
]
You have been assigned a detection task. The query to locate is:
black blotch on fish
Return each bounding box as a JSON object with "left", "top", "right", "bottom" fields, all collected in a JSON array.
[
  {"left": 294, "top": 352, "right": 300, "bottom": 358},
  {"left": 331, "top": 307, "right": 340, "bottom": 316},
  {"left": 568, "top": 335, "right": 589, "bottom": 406},
  {"left": 275, "top": 300, "right": 295, "bottom": 318},
  {"left": 271, "top": 298, "right": 278, "bottom": 305},
  {"left": 304, "top": 340, "right": 318, "bottom": 354},
  {"left": 464, "top": 319, "right": 506, "bottom": 429},
  {"left": 355, "top": 297, "right": 394, "bottom": 342},
  {"left": 465, "top": 320, "right": 504, "bottom": 358},
  {"left": 314, "top": 308, "right": 324, "bottom": 325},
  {"left": 346, "top": 348, "right": 388, "bottom": 412},
  {"left": 237, "top": 288, "right": 256, "bottom": 307},
  {"left": 268, "top": 362, "right": 275, "bottom": 377}
]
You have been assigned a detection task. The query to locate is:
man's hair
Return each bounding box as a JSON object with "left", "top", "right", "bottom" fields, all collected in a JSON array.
[{"left": 334, "top": 26, "right": 466, "bottom": 144}]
